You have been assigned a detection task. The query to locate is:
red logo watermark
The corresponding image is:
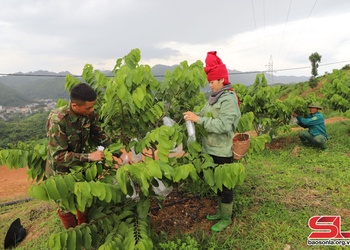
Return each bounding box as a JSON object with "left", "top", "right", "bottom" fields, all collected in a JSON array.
[{"left": 308, "top": 216, "right": 350, "bottom": 239}]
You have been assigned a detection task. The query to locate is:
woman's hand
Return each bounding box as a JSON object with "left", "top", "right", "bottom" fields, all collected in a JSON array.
[{"left": 183, "top": 111, "right": 199, "bottom": 123}]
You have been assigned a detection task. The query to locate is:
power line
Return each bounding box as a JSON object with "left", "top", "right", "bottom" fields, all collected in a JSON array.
[
  {"left": 278, "top": 0, "right": 292, "bottom": 61},
  {"left": 0, "top": 59, "right": 349, "bottom": 78}
]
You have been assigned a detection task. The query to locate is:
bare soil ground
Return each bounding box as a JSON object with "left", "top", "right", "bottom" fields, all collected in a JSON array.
[{"left": 0, "top": 167, "right": 34, "bottom": 202}]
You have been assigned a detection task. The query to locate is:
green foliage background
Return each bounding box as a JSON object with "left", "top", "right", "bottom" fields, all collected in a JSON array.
[{"left": 0, "top": 112, "right": 48, "bottom": 148}]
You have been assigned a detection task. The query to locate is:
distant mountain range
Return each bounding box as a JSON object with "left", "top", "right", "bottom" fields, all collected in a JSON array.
[
  {"left": 0, "top": 66, "right": 308, "bottom": 107},
  {"left": 151, "top": 64, "right": 309, "bottom": 86}
]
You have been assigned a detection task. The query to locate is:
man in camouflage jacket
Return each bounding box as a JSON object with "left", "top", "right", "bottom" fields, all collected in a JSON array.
[
  {"left": 46, "top": 83, "right": 110, "bottom": 229},
  {"left": 46, "top": 83, "right": 110, "bottom": 175}
]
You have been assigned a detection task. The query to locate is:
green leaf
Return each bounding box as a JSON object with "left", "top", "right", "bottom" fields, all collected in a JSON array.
[
  {"left": 139, "top": 172, "right": 150, "bottom": 193},
  {"left": 222, "top": 165, "right": 235, "bottom": 189},
  {"left": 49, "top": 234, "right": 61, "bottom": 250},
  {"left": 135, "top": 241, "right": 146, "bottom": 250},
  {"left": 29, "top": 185, "right": 49, "bottom": 201},
  {"left": 59, "top": 231, "right": 68, "bottom": 249},
  {"left": 146, "top": 160, "right": 162, "bottom": 179},
  {"left": 157, "top": 151, "right": 168, "bottom": 163},
  {"left": 60, "top": 195, "right": 76, "bottom": 213},
  {"left": 67, "top": 230, "right": 76, "bottom": 250},
  {"left": 214, "top": 166, "right": 223, "bottom": 191},
  {"left": 82, "top": 227, "right": 92, "bottom": 249},
  {"left": 137, "top": 199, "right": 150, "bottom": 219},
  {"left": 90, "top": 181, "right": 102, "bottom": 197},
  {"left": 118, "top": 210, "right": 135, "bottom": 220},
  {"left": 45, "top": 178, "right": 61, "bottom": 201},
  {"left": 75, "top": 228, "right": 83, "bottom": 249},
  {"left": 90, "top": 224, "right": 100, "bottom": 248},
  {"left": 74, "top": 182, "right": 92, "bottom": 210},
  {"left": 145, "top": 110, "right": 155, "bottom": 123},
  {"left": 132, "top": 86, "right": 146, "bottom": 109},
  {"left": 173, "top": 164, "right": 191, "bottom": 182},
  {"left": 97, "top": 183, "right": 107, "bottom": 201},
  {"left": 116, "top": 168, "right": 128, "bottom": 194},
  {"left": 156, "top": 163, "right": 172, "bottom": 181},
  {"left": 63, "top": 174, "right": 76, "bottom": 191},
  {"left": 105, "top": 185, "right": 113, "bottom": 202},
  {"left": 85, "top": 163, "right": 97, "bottom": 181},
  {"left": 203, "top": 169, "right": 214, "bottom": 187},
  {"left": 116, "top": 81, "right": 129, "bottom": 103},
  {"left": 55, "top": 175, "right": 69, "bottom": 198}
]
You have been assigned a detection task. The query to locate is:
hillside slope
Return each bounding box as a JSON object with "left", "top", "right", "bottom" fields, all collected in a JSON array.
[{"left": 0, "top": 82, "right": 32, "bottom": 107}]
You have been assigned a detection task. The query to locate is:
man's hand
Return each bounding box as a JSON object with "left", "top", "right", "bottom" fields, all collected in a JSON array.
[
  {"left": 90, "top": 150, "right": 105, "bottom": 161},
  {"left": 183, "top": 111, "right": 199, "bottom": 123}
]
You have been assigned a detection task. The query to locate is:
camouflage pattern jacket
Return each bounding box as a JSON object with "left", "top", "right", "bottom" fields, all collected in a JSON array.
[{"left": 46, "top": 103, "right": 110, "bottom": 174}]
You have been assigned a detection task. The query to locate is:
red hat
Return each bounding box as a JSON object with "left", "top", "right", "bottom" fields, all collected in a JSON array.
[{"left": 204, "top": 51, "right": 230, "bottom": 85}]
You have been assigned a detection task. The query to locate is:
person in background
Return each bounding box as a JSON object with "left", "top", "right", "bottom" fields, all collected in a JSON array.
[
  {"left": 184, "top": 51, "right": 241, "bottom": 232},
  {"left": 292, "top": 103, "right": 328, "bottom": 150},
  {"left": 46, "top": 83, "right": 111, "bottom": 229}
]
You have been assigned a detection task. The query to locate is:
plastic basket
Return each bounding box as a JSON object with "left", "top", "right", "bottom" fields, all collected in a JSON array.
[{"left": 232, "top": 133, "right": 251, "bottom": 160}]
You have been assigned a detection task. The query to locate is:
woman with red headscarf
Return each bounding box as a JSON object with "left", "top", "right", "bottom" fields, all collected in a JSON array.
[{"left": 184, "top": 51, "right": 241, "bottom": 232}]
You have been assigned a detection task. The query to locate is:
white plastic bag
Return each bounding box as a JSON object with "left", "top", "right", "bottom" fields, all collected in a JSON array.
[
  {"left": 130, "top": 138, "right": 143, "bottom": 163},
  {"left": 163, "top": 116, "right": 181, "bottom": 152},
  {"left": 151, "top": 178, "right": 173, "bottom": 197},
  {"left": 185, "top": 120, "right": 196, "bottom": 144},
  {"left": 163, "top": 116, "right": 176, "bottom": 127},
  {"left": 126, "top": 178, "right": 140, "bottom": 201}
]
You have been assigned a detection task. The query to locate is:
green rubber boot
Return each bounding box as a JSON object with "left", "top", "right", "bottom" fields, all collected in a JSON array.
[
  {"left": 211, "top": 202, "right": 233, "bottom": 232},
  {"left": 206, "top": 200, "right": 221, "bottom": 221}
]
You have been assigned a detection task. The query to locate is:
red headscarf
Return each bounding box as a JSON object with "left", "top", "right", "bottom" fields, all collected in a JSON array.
[{"left": 204, "top": 51, "right": 230, "bottom": 85}]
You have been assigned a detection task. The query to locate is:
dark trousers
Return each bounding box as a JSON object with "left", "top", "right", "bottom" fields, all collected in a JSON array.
[
  {"left": 210, "top": 155, "right": 234, "bottom": 204},
  {"left": 299, "top": 131, "right": 327, "bottom": 150}
]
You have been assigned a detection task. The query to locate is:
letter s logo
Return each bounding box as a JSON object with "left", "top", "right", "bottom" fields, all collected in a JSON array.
[{"left": 308, "top": 216, "right": 343, "bottom": 239}]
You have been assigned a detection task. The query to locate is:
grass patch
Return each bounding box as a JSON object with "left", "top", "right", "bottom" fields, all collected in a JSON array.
[{"left": 0, "top": 200, "right": 60, "bottom": 250}]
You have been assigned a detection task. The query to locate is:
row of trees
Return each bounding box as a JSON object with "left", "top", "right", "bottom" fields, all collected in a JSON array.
[
  {"left": 0, "top": 49, "right": 349, "bottom": 249},
  {"left": 0, "top": 112, "right": 48, "bottom": 148}
]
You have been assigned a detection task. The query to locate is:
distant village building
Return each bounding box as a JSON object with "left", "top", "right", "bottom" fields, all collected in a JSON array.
[{"left": 0, "top": 99, "right": 57, "bottom": 121}]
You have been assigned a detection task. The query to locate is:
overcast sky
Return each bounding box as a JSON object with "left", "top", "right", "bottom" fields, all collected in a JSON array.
[{"left": 1, "top": 0, "right": 350, "bottom": 77}]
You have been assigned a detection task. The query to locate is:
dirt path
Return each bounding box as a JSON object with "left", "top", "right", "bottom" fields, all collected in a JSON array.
[{"left": 0, "top": 117, "right": 348, "bottom": 204}]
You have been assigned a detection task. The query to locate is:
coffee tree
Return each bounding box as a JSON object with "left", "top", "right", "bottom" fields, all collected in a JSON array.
[
  {"left": 237, "top": 72, "right": 325, "bottom": 139},
  {"left": 322, "top": 69, "right": 350, "bottom": 117},
  {"left": 239, "top": 74, "right": 290, "bottom": 136},
  {"left": 0, "top": 49, "right": 247, "bottom": 249}
]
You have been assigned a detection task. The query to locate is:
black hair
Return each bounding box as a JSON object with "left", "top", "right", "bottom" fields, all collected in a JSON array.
[{"left": 70, "top": 83, "right": 97, "bottom": 105}]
